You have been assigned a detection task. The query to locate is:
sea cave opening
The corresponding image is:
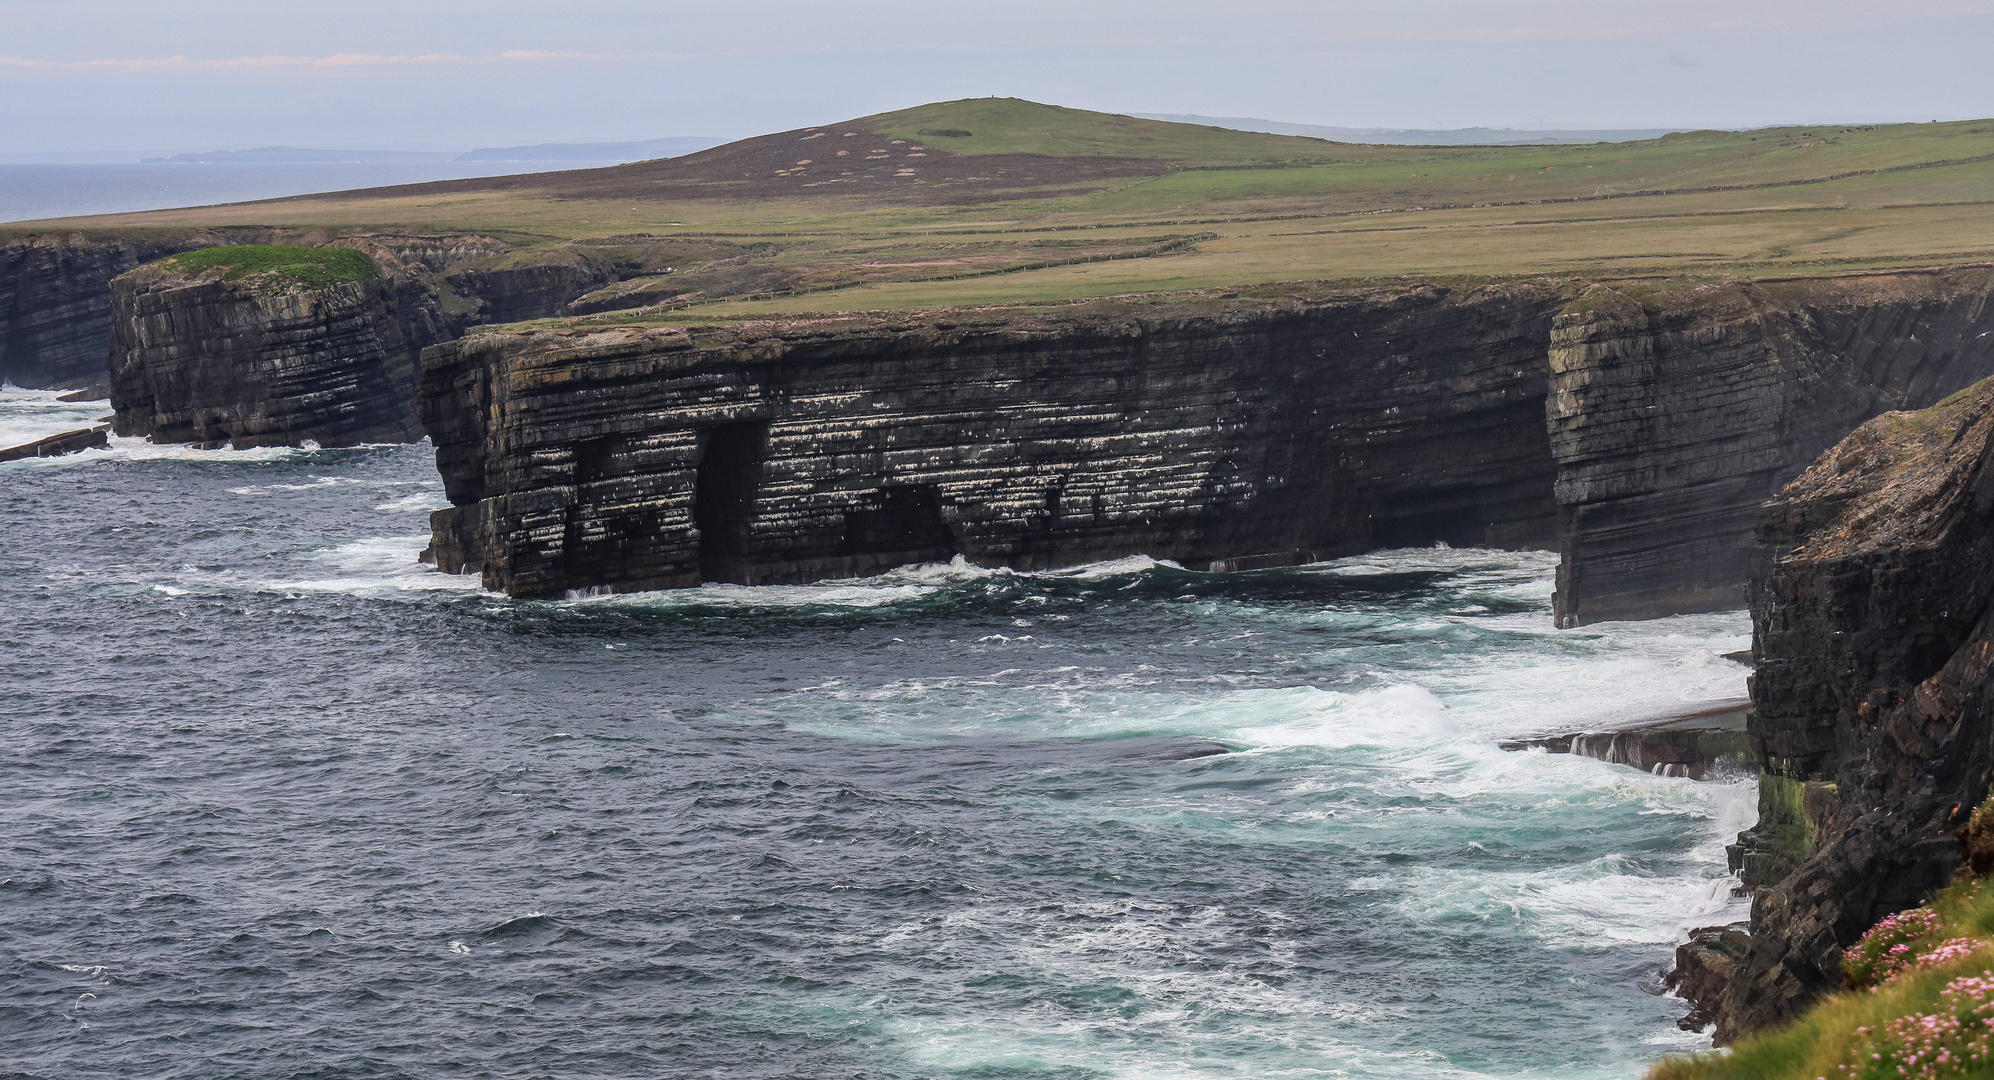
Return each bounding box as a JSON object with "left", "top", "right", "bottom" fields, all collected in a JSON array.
[{"left": 694, "top": 420, "right": 770, "bottom": 584}]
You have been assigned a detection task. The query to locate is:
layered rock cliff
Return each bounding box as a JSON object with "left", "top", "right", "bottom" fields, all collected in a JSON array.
[
  {"left": 2, "top": 230, "right": 680, "bottom": 402},
  {"left": 421, "top": 287, "right": 1569, "bottom": 596},
  {"left": 1549, "top": 271, "right": 1994, "bottom": 625},
  {"left": 0, "top": 230, "right": 229, "bottom": 388},
  {"left": 419, "top": 271, "right": 1994, "bottom": 605},
  {"left": 1709, "top": 375, "right": 1994, "bottom": 1039},
  {"left": 108, "top": 251, "right": 429, "bottom": 448}
]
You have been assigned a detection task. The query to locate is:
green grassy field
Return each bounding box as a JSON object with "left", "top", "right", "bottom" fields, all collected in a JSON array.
[{"left": 19, "top": 99, "right": 1994, "bottom": 318}]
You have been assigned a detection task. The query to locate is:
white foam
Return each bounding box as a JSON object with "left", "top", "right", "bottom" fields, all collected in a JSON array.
[
  {"left": 270, "top": 534, "right": 481, "bottom": 596},
  {"left": 227, "top": 476, "right": 369, "bottom": 495},
  {"left": 1, "top": 433, "right": 313, "bottom": 470},
  {"left": 0, "top": 386, "right": 111, "bottom": 447},
  {"left": 572, "top": 579, "right": 939, "bottom": 610},
  {"left": 374, "top": 491, "right": 449, "bottom": 513}
]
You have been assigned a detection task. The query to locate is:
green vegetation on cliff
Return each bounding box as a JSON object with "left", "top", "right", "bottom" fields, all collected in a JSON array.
[
  {"left": 1655, "top": 804, "right": 1994, "bottom": 1080},
  {"left": 156, "top": 245, "right": 380, "bottom": 285}
]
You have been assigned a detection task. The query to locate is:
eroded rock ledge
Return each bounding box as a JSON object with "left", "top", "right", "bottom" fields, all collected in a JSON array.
[{"left": 419, "top": 270, "right": 1994, "bottom": 608}]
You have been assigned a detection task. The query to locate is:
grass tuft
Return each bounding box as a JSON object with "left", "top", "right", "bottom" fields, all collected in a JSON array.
[{"left": 156, "top": 245, "right": 380, "bottom": 285}]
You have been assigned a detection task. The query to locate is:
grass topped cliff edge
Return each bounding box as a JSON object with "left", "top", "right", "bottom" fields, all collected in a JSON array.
[{"left": 13, "top": 97, "right": 1994, "bottom": 318}]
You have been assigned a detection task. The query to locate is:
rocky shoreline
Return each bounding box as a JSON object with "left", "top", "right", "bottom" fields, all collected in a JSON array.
[{"left": 0, "top": 423, "right": 108, "bottom": 462}]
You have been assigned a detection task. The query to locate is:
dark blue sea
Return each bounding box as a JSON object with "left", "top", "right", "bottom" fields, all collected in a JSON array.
[
  {"left": 0, "top": 389, "right": 1754, "bottom": 1079},
  {"left": 0, "top": 162, "right": 612, "bottom": 225}
]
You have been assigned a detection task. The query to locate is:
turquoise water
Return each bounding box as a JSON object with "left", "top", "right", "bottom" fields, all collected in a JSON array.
[{"left": 1, "top": 389, "right": 1753, "bottom": 1079}]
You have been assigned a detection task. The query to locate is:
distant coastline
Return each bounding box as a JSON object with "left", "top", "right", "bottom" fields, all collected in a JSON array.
[{"left": 0, "top": 161, "right": 608, "bottom": 224}]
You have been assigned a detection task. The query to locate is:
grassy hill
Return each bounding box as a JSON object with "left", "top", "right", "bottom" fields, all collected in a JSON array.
[{"left": 17, "top": 98, "right": 1994, "bottom": 315}]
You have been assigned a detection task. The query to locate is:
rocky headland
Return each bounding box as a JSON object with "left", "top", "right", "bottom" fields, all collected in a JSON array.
[
  {"left": 1677, "top": 373, "right": 1994, "bottom": 1040},
  {"left": 419, "top": 271, "right": 1994, "bottom": 618},
  {"left": 76, "top": 233, "right": 705, "bottom": 449}
]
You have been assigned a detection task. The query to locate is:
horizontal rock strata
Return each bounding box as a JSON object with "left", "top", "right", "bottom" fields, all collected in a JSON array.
[
  {"left": 1498, "top": 705, "right": 1751, "bottom": 780},
  {"left": 107, "top": 257, "right": 429, "bottom": 448},
  {"left": 423, "top": 287, "right": 1571, "bottom": 596},
  {"left": 1550, "top": 270, "right": 1994, "bottom": 625},
  {"left": 97, "top": 234, "right": 660, "bottom": 450},
  {"left": 422, "top": 272, "right": 1994, "bottom": 610},
  {"left": 1719, "top": 374, "right": 1994, "bottom": 1038},
  {"left": 0, "top": 231, "right": 229, "bottom": 389}
]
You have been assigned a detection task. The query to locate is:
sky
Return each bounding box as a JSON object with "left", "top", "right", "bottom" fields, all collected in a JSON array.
[{"left": 3, "top": 0, "right": 1993, "bottom": 154}]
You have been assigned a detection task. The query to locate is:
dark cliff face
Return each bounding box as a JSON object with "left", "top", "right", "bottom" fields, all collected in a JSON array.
[
  {"left": 0, "top": 231, "right": 224, "bottom": 388},
  {"left": 422, "top": 288, "right": 1570, "bottom": 597},
  {"left": 1716, "top": 378, "right": 1994, "bottom": 1038},
  {"left": 1547, "top": 272, "right": 1994, "bottom": 626},
  {"left": 442, "top": 250, "right": 615, "bottom": 330},
  {"left": 2, "top": 230, "right": 644, "bottom": 402},
  {"left": 421, "top": 273, "right": 1994, "bottom": 610},
  {"left": 108, "top": 262, "right": 429, "bottom": 448}
]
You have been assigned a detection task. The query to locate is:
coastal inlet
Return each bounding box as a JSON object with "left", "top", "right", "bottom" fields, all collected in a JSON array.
[{"left": 1, "top": 408, "right": 1755, "bottom": 1080}]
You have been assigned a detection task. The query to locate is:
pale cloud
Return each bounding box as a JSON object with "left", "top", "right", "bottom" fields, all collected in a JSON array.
[
  {"left": 1267, "top": 0, "right": 1994, "bottom": 42},
  {"left": 0, "top": 49, "right": 672, "bottom": 72}
]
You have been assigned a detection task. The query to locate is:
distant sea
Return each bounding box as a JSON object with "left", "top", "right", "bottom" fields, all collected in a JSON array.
[{"left": 0, "top": 161, "right": 615, "bottom": 224}]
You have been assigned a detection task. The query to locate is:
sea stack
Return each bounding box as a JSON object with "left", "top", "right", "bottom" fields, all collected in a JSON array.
[{"left": 107, "top": 245, "right": 430, "bottom": 448}]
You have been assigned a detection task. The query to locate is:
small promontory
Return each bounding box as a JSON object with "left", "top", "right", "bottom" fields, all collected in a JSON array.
[{"left": 108, "top": 245, "right": 429, "bottom": 448}]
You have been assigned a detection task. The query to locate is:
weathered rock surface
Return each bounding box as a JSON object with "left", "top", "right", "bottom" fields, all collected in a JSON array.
[
  {"left": 1717, "top": 374, "right": 1994, "bottom": 1039},
  {"left": 1549, "top": 271, "right": 1994, "bottom": 625},
  {"left": 1498, "top": 703, "right": 1751, "bottom": 779},
  {"left": 421, "top": 272, "right": 1994, "bottom": 607},
  {"left": 107, "top": 258, "right": 430, "bottom": 448},
  {"left": 3, "top": 230, "right": 672, "bottom": 411},
  {"left": 1666, "top": 922, "right": 1754, "bottom": 1034},
  {"left": 421, "top": 286, "right": 1574, "bottom": 596},
  {"left": 0, "top": 231, "right": 228, "bottom": 388},
  {"left": 96, "top": 233, "right": 671, "bottom": 449}
]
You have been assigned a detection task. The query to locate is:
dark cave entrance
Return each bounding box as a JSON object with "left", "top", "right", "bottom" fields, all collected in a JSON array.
[
  {"left": 1367, "top": 483, "right": 1562, "bottom": 551},
  {"left": 840, "top": 485, "right": 958, "bottom": 565},
  {"left": 694, "top": 421, "right": 770, "bottom": 584}
]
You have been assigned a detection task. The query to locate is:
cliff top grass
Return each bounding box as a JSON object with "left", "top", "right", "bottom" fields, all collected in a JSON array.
[
  {"left": 26, "top": 99, "right": 1994, "bottom": 314},
  {"left": 1651, "top": 814, "right": 1994, "bottom": 1080},
  {"left": 155, "top": 244, "right": 380, "bottom": 285}
]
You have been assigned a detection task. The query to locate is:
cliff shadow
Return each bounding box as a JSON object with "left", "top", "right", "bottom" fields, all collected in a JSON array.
[{"left": 695, "top": 420, "right": 772, "bottom": 584}]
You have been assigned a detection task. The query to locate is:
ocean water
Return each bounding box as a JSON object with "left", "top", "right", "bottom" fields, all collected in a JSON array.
[
  {"left": 0, "top": 389, "right": 1756, "bottom": 1079},
  {"left": 0, "top": 162, "right": 615, "bottom": 224}
]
